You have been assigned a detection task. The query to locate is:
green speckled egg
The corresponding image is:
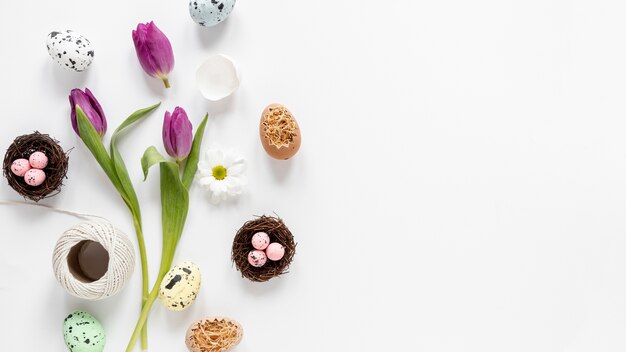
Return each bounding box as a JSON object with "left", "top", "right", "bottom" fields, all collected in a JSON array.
[
  {"left": 63, "top": 311, "right": 105, "bottom": 352},
  {"left": 159, "top": 262, "right": 202, "bottom": 311}
]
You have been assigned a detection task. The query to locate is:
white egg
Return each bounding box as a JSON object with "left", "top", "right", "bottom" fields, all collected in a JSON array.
[
  {"left": 46, "top": 30, "right": 94, "bottom": 72},
  {"left": 189, "top": 0, "right": 236, "bottom": 27}
]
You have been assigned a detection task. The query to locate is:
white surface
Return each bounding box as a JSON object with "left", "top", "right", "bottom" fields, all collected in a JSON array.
[{"left": 1, "top": 1, "right": 626, "bottom": 351}]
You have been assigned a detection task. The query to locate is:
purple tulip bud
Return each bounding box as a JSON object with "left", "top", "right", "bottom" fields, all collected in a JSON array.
[
  {"left": 163, "top": 107, "right": 193, "bottom": 161},
  {"left": 132, "top": 21, "right": 175, "bottom": 88},
  {"left": 69, "top": 88, "right": 107, "bottom": 137}
]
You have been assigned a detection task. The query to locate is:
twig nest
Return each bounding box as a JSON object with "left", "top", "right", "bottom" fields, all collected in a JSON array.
[
  {"left": 3, "top": 132, "right": 69, "bottom": 202},
  {"left": 232, "top": 215, "right": 296, "bottom": 282},
  {"left": 196, "top": 54, "right": 240, "bottom": 101},
  {"left": 186, "top": 317, "right": 243, "bottom": 352},
  {"left": 259, "top": 104, "right": 301, "bottom": 160}
]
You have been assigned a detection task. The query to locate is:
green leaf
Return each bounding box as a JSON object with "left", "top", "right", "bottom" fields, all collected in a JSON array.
[
  {"left": 158, "top": 161, "right": 189, "bottom": 277},
  {"left": 141, "top": 146, "right": 167, "bottom": 181},
  {"left": 109, "top": 102, "right": 161, "bottom": 221},
  {"left": 182, "top": 114, "right": 209, "bottom": 190},
  {"left": 76, "top": 106, "right": 130, "bottom": 207},
  {"left": 112, "top": 102, "right": 162, "bottom": 136}
]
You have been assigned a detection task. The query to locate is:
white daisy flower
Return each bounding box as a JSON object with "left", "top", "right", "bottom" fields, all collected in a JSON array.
[{"left": 196, "top": 147, "right": 247, "bottom": 204}]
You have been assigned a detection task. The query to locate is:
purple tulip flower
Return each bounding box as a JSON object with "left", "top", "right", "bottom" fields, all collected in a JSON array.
[
  {"left": 132, "top": 21, "right": 175, "bottom": 88},
  {"left": 69, "top": 88, "right": 107, "bottom": 137},
  {"left": 163, "top": 107, "right": 193, "bottom": 161}
]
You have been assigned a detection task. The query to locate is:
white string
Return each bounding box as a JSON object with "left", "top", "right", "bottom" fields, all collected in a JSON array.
[
  {"left": 0, "top": 199, "right": 103, "bottom": 221},
  {"left": 0, "top": 200, "right": 135, "bottom": 300}
]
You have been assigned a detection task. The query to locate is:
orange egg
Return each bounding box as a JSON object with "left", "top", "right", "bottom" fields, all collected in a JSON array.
[{"left": 259, "top": 104, "right": 301, "bottom": 160}]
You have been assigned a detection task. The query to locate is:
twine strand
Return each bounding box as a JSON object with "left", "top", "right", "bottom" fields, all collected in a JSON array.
[{"left": 0, "top": 199, "right": 135, "bottom": 300}]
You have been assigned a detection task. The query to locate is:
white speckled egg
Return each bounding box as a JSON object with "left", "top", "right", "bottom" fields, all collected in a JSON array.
[
  {"left": 46, "top": 30, "right": 94, "bottom": 72},
  {"left": 189, "top": 0, "right": 236, "bottom": 27},
  {"left": 159, "top": 262, "right": 201, "bottom": 311}
]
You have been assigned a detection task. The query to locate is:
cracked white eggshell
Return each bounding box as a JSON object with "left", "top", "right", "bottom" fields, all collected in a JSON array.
[{"left": 196, "top": 54, "right": 240, "bottom": 101}]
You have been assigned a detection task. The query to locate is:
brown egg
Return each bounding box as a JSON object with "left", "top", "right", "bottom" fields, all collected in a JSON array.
[
  {"left": 259, "top": 103, "right": 301, "bottom": 160},
  {"left": 185, "top": 317, "right": 244, "bottom": 352}
]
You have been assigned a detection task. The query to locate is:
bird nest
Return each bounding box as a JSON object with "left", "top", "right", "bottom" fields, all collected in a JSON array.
[
  {"left": 3, "top": 132, "right": 69, "bottom": 202},
  {"left": 232, "top": 215, "right": 296, "bottom": 282}
]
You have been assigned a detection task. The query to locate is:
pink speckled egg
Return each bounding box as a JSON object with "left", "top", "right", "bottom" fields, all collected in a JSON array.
[
  {"left": 24, "top": 169, "right": 46, "bottom": 186},
  {"left": 29, "top": 151, "right": 48, "bottom": 169},
  {"left": 247, "top": 250, "right": 267, "bottom": 267},
  {"left": 251, "top": 232, "right": 270, "bottom": 250},
  {"left": 266, "top": 243, "right": 285, "bottom": 261},
  {"left": 10, "top": 159, "right": 31, "bottom": 176}
]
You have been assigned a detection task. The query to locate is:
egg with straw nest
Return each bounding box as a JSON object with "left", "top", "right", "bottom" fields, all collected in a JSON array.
[
  {"left": 186, "top": 317, "right": 243, "bottom": 352},
  {"left": 259, "top": 104, "right": 301, "bottom": 160}
]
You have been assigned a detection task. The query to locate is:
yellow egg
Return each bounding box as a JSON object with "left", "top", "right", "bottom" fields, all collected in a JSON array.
[
  {"left": 259, "top": 104, "right": 301, "bottom": 160},
  {"left": 158, "top": 262, "right": 201, "bottom": 311}
]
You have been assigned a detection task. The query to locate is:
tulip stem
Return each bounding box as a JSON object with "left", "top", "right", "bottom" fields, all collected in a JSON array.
[
  {"left": 132, "top": 217, "right": 150, "bottom": 350},
  {"left": 125, "top": 274, "right": 165, "bottom": 352},
  {"left": 162, "top": 78, "right": 170, "bottom": 89}
]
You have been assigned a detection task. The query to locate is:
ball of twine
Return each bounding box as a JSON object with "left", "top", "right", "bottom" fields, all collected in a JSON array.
[
  {"left": 52, "top": 220, "right": 135, "bottom": 300},
  {"left": 232, "top": 215, "right": 296, "bottom": 282},
  {"left": 3, "top": 131, "right": 69, "bottom": 202}
]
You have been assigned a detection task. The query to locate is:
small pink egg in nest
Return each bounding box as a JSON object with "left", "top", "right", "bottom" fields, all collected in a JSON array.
[
  {"left": 247, "top": 250, "right": 267, "bottom": 267},
  {"left": 251, "top": 232, "right": 270, "bottom": 250},
  {"left": 266, "top": 243, "right": 285, "bottom": 261},
  {"left": 11, "top": 159, "right": 31, "bottom": 176},
  {"left": 24, "top": 169, "right": 46, "bottom": 186},
  {"left": 29, "top": 151, "right": 48, "bottom": 169}
]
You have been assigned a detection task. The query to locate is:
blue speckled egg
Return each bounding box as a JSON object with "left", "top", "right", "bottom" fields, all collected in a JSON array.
[
  {"left": 189, "top": 0, "right": 236, "bottom": 27},
  {"left": 63, "top": 311, "right": 105, "bottom": 352},
  {"left": 46, "top": 30, "right": 94, "bottom": 72}
]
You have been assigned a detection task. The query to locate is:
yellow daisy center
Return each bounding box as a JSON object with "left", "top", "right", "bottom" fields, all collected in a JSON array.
[{"left": 212, "top": 165, "right": 227, "bottom": 180}]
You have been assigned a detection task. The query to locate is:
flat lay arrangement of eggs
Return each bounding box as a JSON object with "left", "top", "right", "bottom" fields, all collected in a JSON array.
[
  {"left": 63, "top": 311, "right": 106, "bottom": 352},
  {"left": 24, "top": 2, "right": 308, "bottom": 350},
  {"left": 46, "top": 30, "right": 94, "bottom": 72},
  {"left": 158, "top": 262, "right": 202, "bottom": 311}
]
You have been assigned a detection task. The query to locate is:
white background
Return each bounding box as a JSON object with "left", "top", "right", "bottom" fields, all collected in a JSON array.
[{"left": 1, "top": 0, "right": 626, "bottom": 351}]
